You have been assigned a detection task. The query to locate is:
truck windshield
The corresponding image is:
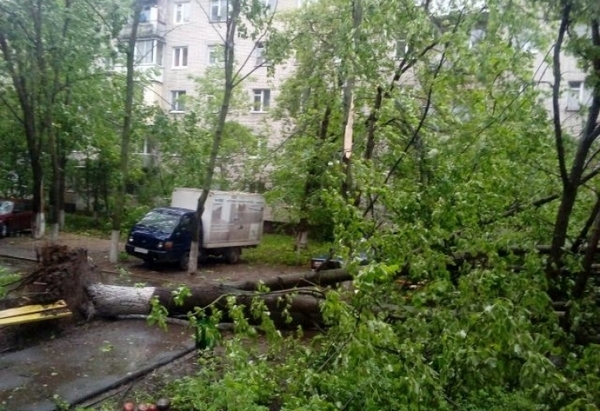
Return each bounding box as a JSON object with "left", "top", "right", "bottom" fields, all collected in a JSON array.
[{"left": 137, "top": 210, "right": 181, "bottom": 234}]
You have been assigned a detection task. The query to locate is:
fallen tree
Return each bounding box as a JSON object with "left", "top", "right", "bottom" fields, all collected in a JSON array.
[{"left": 4, "top": 245, "right": 351, "bottom": 329}]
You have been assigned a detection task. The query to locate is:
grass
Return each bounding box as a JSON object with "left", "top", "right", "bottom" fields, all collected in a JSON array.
[
  {"left": 243, "top": 233, "right": 332, "bottom": 267},
  {"left": 0, "top": 267, "right": 21, "bottom": 298}
]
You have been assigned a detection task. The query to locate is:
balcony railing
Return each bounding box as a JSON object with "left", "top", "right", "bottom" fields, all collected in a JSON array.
[{"left": 120, "top": 20, "right": 166, "bottom": 39}]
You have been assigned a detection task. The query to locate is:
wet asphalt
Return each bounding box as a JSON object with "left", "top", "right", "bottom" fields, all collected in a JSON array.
[{"left": 0, "top": 318, "right": 195, "bottom": 411}]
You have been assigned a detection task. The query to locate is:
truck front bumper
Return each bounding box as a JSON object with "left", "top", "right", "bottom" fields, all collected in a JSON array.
[{"left": 125, "top": 244, "right": 176, "bottom": 263}]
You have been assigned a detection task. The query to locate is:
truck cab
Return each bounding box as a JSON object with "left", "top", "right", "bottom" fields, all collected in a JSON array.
[{"left": 125, "top": 207, "right": 196, "bottom": 269}]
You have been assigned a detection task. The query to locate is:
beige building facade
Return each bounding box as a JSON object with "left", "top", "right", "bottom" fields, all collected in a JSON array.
[
  {"left": 132, "top": 0, "right": 301, "bottom": 156},
  {"left": 130, "top": 1, "right": 591, "bottom": 156}
]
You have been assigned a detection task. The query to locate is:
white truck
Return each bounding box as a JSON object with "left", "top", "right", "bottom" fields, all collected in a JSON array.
[{"left": 125, "top": 188, "right": 265, "bottom": 268}]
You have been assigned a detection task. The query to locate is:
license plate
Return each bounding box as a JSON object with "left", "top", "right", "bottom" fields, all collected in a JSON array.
[{"left": 134, "top": 247, "right": 149, "bottom": 254}]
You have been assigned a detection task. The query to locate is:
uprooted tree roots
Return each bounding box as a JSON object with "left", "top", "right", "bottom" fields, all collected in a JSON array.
[{"left": 5, "top": 244, "right": 97, "bottom": 321}]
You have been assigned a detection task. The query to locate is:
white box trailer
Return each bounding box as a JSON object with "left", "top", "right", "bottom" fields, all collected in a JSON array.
[{"left": 171, "top": 188, "right": 265, "bottom": 249}]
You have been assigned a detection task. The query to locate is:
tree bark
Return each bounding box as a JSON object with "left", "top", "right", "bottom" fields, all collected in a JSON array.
[
  {"left": 110, "top": 0, "right": 143, "bottom": 263},
  {"left": 86, "top": 283, "right": 326, "bottom": 328},
  {"left": 189, "top": 0, "right": 242, "bottom": 274},
  {"left": 547, "top": 15, "right": 600, "bottom": 293}
]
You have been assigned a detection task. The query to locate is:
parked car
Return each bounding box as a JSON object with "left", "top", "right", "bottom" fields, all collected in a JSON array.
[
  {"left": 0, "top": 199, "right": 34, "bottom": 238},
  {"left": 310, "top": 252, "right": 369, "bottom": 271}
]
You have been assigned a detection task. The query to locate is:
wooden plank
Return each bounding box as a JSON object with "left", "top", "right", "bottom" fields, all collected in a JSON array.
[
  {"left": 0, "top": 308, "right": 72, "bottom": 326},
  {"left": 0, "top": 300, "right": 68, "bottom": 320}
]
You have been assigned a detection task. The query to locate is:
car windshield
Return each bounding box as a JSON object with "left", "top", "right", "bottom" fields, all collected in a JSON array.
[
  {"left": 137, "top": 210, "right": 181, "bottom": 234},
  {"left": 0, "top": 201, "right": 14, "bottom": 215}
]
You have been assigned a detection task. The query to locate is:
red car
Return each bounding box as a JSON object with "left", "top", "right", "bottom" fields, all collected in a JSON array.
[{"left": 0, "top": 199, "right": 34, "bottom": 238}]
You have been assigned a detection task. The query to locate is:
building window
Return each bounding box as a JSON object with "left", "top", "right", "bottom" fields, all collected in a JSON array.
[
  {"left": 514, "top": 30, "right": 538, "bottom": 54},
  {"left": 171, "top": 90, "right": 186, "bottom": 112},
  {"left": 140, "top": 6, "right": 152, "bottom": 22},
  {"left": 566, "top": 81, "right": 586, "bottom": 112},
  {"left": 174, "top": 2, "right": 190, "bottom": 24},
  {"left": 255, "top": 42, "right": 266, "bottom": 66},
  {"left": 135, "top": 40, "right": 163, "bottom": 65},
  {"left": 210, "top": 0, "right": 228, "bottom": 22},
  {"left": 264, "top": 0, "right": 277, "bottom": 9},
  {"left": 252, "top": 89, "right": 270, "bottom": 112},
  {"left": 207, "top": 95, "right": 219, "bottom": 113},
  {"left": 395, "top": 39, "right": 408, "bottom": 60},
  {"left": 469, "top": 28, "right": 485, "bottom": 48},
  {"left": 173, "top": 46, "right": 188, "bottom": 67},
  {"left": 208, "top": 44, "right": 223, "bottom": 65}
]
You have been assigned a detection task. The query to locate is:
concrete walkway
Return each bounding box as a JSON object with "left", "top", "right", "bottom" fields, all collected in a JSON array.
[{"left": 0, "top": 319, "right": 195, "bottom": 411}]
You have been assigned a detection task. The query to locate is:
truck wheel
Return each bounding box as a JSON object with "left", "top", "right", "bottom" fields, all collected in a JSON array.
[
  {"left": 224, "top": 247, "right": 241, "bottom": 264},
  {"left": 179, "top": 252, "right": 190, "bottom": 271},
  {"left": 0, "top": 223, "right": 7, "bottom": 238}
]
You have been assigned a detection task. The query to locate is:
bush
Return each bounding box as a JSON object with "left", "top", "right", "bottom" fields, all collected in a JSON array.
[
  {"left": 63, "top": 205, "right": 152, "bottom": 238},
  {"left": 63, "top": 213, "right": 109, "bottom": 236}
]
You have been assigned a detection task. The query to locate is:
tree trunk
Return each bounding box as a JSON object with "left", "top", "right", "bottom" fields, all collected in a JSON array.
[
  {"left": 110, "top": 0, "right": 143, "bottom": 263},
  {"left": 11, "top": 245, "right": 352, "bottom": 329},
  {"left": 189, "top": 0, "right": 241, "bottom": 274},
  {"left": 86, "top": 283, "right": 325, "bottom": 328}
]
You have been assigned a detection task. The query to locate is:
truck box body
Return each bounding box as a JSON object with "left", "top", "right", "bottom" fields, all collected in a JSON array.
[
  {"left": 125, "top": 188, "right": 265, "bottom": 267},
  {"left": 170, "top": 188, "right": 265, "bottom": 248}
]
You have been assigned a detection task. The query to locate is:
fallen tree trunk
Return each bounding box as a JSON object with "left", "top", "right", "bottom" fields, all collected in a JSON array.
[
  {"left": 226, "top": 268, "right": 352, "bottom": 291},
  {"left": 6, "top": 246, "right": 349, "bottom": 329},
  {"left": 86, "top": 283, "right": 326, "bottom": 327}
]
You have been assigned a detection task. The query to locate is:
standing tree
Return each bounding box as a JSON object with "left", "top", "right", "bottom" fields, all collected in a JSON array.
[
  {"left": 109, "top": 0, "right": 145, "bottom": 263},
  {"left": 187, "top": 0, "right": 279, "bottom": 273},
  {"left": 542, "top": 0, "right": 600, "bottom": 327},
  {"left": 0, "top": 0, "right": 125, "bottom": 239}
]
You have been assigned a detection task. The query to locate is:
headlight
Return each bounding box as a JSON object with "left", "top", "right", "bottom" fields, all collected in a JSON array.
[
  {"left": 157, "top": 242, "right": 163, "bottom": 249},
  {"left": 128, "top": 236, "right": 133, "bottom": 242}
]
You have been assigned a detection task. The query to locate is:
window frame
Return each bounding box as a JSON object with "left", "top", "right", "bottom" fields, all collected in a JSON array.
[
  {"left": 394, "top": 39, "right": 408, "bottom": 60},
  {"left": 469, "top": 28, "right": 485, "bottom": 49},
  {"left": 171, "top": 90, "right": 187, "bottom": 112},
  {"left": 566, "top": 81, "right": 585, "bottom": 112},
  {"left": 252, "top": 89, "right": 271, "bottom": 113},
  {"left": 210, "top": 0, "right": 228, "bottom": 22},
  {"left": 208, "top": 44, "right": 223, "bottom": 65},
  {"left": 135, "top": 39, "right": 163, "bottom": 66},
  {"left": 255, "top": 42, "right": 266, "bottom": 66},
  {"left": 174, "top": 2, "right": 190, "bottom": 24},
  {"left": 173, "top": 46, "right": 188, "bottom": 68}
]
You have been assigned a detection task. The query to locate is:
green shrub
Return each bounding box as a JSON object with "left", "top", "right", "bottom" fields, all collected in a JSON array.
[
  {"left": 63, "top": 205, "right": 152, "bottom": 238},
  {"left": 63, "top": 213, "right": 109, "bottom": 237}
]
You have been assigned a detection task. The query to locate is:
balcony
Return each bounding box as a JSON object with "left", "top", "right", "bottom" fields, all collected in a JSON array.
[
  {"left": 120, "top": 4, "right": 166, "bottom": 40},
  {"left": 121, "top": 20, "right": 166, "bottom": 40},
  {"left": 137, "top": 20, "right": 166, "bottom": 38}
]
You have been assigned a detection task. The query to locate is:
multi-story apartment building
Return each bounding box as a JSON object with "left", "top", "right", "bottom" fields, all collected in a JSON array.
[
  {"left": 131, "top": 0, "right": 300, "bottom": 159},
  {"left": 533, "top": 48, "right": 593, "bottom": 138},
  {"left": 130, "top": 0, "right": 590, "bottom": 158}
]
